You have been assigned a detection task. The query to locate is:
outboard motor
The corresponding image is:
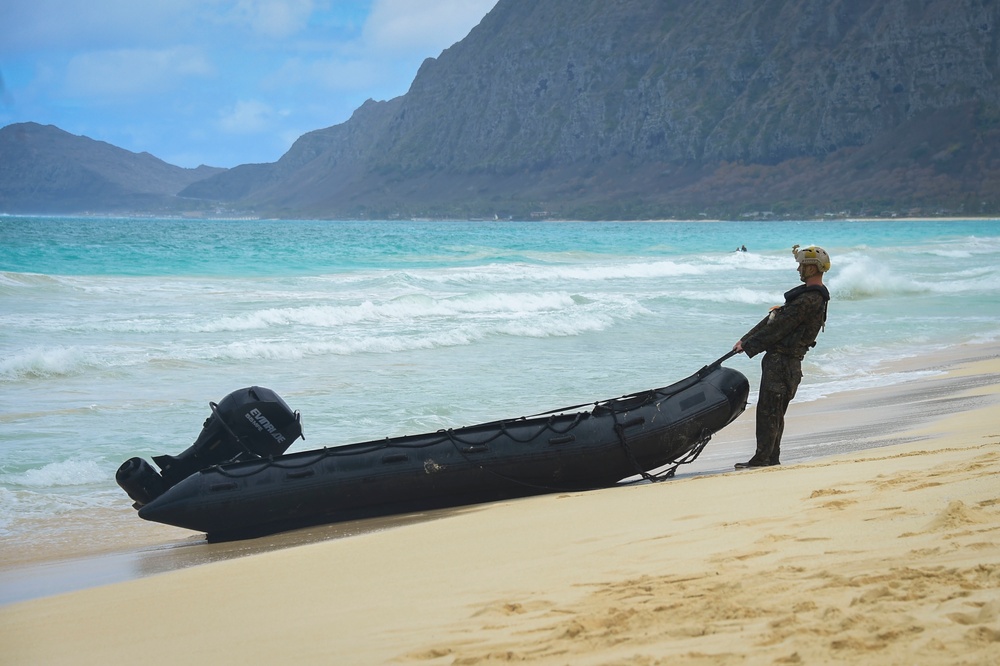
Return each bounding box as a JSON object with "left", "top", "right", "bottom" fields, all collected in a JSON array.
[{"left": 117, "top": 386, "right": 303, "bottom": 508}]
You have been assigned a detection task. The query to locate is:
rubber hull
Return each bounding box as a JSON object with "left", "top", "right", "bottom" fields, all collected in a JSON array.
[{"left": 137, "top": 366, "right": 748, "bottom": 540}]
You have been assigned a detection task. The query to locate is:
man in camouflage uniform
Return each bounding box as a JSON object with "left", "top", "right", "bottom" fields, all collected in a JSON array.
[{"left": 732, "top": 245, "right": 831, "bottom": 468}]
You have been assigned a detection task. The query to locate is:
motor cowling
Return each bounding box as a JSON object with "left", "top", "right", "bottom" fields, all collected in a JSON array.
[
  {"left": 116, "top": 457, "right": 166, "bottom": 508},
  {"left": 116, "top": 386, "right": 303, "bottom": 507}
]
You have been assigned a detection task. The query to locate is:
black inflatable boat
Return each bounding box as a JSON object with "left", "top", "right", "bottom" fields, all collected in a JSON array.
[{"left": 117, "top": 359, "right": 748, "bottom": 540}]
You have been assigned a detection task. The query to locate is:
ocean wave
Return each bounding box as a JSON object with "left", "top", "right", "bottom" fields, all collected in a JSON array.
[
  {"left": 321, "top": 254, "right": 793, "bottom": 290},
  {"left": 831, "top": 255, "right": 997, "bottom": 300},
  {"left": 3, "top": 289, "right": 593, "bottom": 336},
  {"left": 0, "top": 488, "right": 14, "bottom": 536},
  {"left": 0, "top": 459, "right": 109, "bottom": 488},
  {"left": 966, "top": 324, "right": 1000, "bottom": 345},
  {"left": 0, "top": 343, "right": 164, "bottom": 382},
  {"left": 683, "top": 286, "right": 786, "bottom": 305},
  {"left": 0, "top": 292, "right": 643, "bottom": 377},
  {"left": 417, "top": 260, "right": 712, "bottom": 285},
  {"left": 831, "top": 260, "right": 930, "bottom": 300},
  {"left": 922, "top": 234, "right": 1000, "bottom": 258},
  {"left": 795, "top": 369, "right": 942, "bottom": 403},
  {"left": 85, "top": 291, "right": 629, "bottom": 335},
  {"left": 709, "top": 251, "right": 792, "bottom": 271},
  {"left": 204, "top": 310, "right": 618, "bottom": 361},
  {"left": 0, "top": 271, "right": 64, "bottom": 293},
  {"left": 0, "top": 485, "right": 123, "bottom": 541},
  {"left": 791, "top": 341, "right": 945, "bottom": 402},
  {"left": 0, "top": 346, "right": 99, "bottom": 381},
  {"left": 195, "top": 291, "right": 581, "bottom": 333}
]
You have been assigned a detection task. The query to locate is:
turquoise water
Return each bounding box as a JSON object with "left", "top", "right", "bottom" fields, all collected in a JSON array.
[{"left": 2, "top": 216, "right": 999, "bottom": 553}]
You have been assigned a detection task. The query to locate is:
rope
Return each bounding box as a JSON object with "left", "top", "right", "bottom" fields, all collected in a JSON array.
[
  {"left": 615, "top": 429, "right": 713, "bottom": 485},
  {"left": 446, "top": 431, "right": 597, "bottom": 493},
  {"left": 611, "top": 409, "right": 658, "bottom": 483}
]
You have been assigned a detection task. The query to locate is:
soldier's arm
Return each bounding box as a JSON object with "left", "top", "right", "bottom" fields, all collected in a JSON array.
[{"left": 741, "top": 296, "right": 815, "bottom": 357}]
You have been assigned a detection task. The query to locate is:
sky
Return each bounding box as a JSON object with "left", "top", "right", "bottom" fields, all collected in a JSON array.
[{"left": 0, "top": 0, "right": 499, "bottom": 168}]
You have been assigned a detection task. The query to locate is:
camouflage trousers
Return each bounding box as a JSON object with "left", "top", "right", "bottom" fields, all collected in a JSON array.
[{"left": 749, "top": 352, "right": 803, "bottom": 465}]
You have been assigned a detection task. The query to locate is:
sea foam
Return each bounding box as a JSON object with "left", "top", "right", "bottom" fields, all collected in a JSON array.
[
  {"left": 0, "top": 346, "right": 94, "bottom": 381},
  {"left": 0, "top": 460, "right": 109, "bottom": 489}
]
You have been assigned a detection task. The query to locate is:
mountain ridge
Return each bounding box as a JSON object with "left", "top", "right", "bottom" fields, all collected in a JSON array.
[
  {"left": 0, "top": 122, "right": 226, "bottom": 214},
  {"left": 181, "top": 0, "right": 1000, "bottom": 219},
  {"left": 3, "top": 0, "right": 999, "bottom": 219}
]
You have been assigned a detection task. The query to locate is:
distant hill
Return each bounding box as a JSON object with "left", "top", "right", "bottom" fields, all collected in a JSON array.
[
  {"left": 0, "top": 123, "right": 225, "bottom": 214},
  {"left": 5, "top": 0, "right": 1000, "bottom": 219}
]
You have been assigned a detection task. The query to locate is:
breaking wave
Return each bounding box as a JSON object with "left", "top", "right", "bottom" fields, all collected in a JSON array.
[{"left": 0, "top": 459, "right": 109, "bottom": 488}]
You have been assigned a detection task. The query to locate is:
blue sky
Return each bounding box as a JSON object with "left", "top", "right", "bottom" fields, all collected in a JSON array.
[{"left": 0, "top": 0, "right": 499, "bottom": 168}]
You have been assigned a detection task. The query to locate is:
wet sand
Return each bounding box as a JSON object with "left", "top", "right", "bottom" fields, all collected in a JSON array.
[{"left": 1, "top": 342, "right": 998, "bottom": 664}]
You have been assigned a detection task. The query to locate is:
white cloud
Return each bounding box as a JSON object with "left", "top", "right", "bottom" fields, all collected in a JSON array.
[
  {"left": 0, "top": 71, "right": 13, "bottom": 106},
  {"left": 64, "top": 46, "right": 214, "bottom": 98},
  {"left": 217, "top": 99, "right": 285, "bottom": 134},
  {"left": 363, "top": 0, "right": 498, "bottom": 55},
  {"left": 265, "top": 55, "right": 387, "bottom": 95},
  {"left": 260, "top": 0, "right": 499, "bottom": 97},
  {"left": 0, "top": 0, "right": 206, "bottom": 53},
  {"left": 225, "top": 0, "right": 316, "bottom": 39},
  {"left": 2, "top": 0, "right": 502, "bottom": 166}
]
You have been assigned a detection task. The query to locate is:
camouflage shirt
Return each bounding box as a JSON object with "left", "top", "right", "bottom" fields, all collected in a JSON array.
[{"left": 741, "top": 284, "right": 830, "bottom": 360}]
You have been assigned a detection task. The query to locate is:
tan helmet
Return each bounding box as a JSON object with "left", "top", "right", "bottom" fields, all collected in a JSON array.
[{"left": 792, "top": 244, "right": 831, "bottom": 272}]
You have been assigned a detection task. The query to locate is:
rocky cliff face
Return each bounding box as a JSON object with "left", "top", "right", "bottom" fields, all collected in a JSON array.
[
  {"left": 183, "top": 0, "right": 998, "bottom": 218},
  {"left": 407, "top": 0, "right": 999, "bottom": 166},
  {"left": 10, "top": 0, "right": 1000, "bottom": 219}
]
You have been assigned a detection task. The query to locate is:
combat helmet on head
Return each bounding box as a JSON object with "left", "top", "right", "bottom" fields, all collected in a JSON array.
[{"left": 792, "top": 244, "right": 831, "bottom": 272}]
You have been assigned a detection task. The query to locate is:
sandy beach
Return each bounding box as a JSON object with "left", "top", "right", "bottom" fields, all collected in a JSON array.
[{"left": 1, "top": 342, "right": 998, "bottom": 665}]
